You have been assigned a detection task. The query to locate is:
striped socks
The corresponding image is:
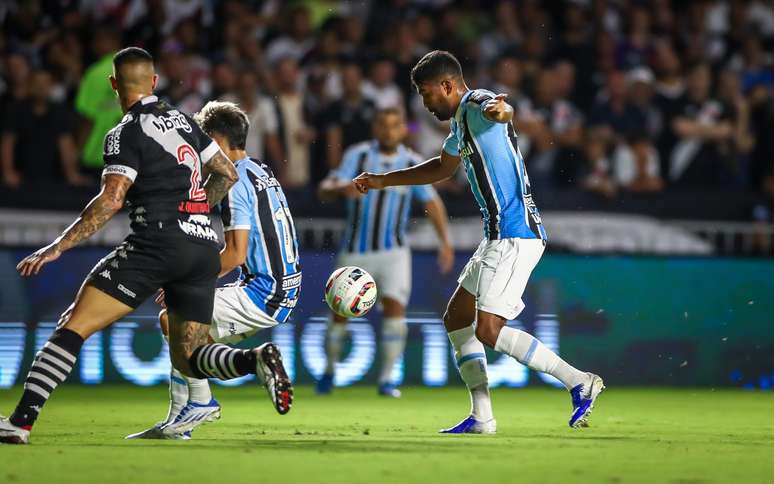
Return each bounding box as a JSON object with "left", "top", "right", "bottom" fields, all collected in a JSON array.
[
  {"left": 10, "top": 328, "right": 84, "bottom": 428},
  {"left": 189, "top": 344, "right": 256, "bottom": 380},
  {"left": 448, "top": 325, "right": 493, "bottom": 422}
]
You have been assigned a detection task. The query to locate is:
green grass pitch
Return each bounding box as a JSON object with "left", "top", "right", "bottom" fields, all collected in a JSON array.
[{"left": 1, "top": 385, "right": 772, "bottom": 483}]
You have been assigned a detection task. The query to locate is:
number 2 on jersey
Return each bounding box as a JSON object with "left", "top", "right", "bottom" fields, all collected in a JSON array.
[{"left": 176, "top": 144, "right": 206, "bottom": 202}]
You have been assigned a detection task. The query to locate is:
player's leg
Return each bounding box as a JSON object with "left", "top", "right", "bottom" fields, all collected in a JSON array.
[
  {"left": 377, "top": 297, "right": 406, "bottom": 397},
  {"left": 1, "top": 284, "right": 134, "bottom": 444},
  {"left": 475, "top": 238, "right": 604, "bottom": 428},
  {"left": 317, "top": 311, "right": 348, "bottom": 394},
  {"left": 439, "top": 284, "right": 496, "bottom": 434}
]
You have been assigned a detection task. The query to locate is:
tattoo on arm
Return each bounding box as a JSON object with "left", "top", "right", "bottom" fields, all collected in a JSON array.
[
  {"left": 202, "top": 152, "right": 238, "bottom": 207},
  {"left": 54, "top": 174, "right": 131, "bottom": 252}
]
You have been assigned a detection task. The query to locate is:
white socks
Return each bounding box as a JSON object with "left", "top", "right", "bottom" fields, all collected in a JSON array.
[
  {"left": 494, "top": 326, "right": 586, "bottom": 390},
  {"left": 448, "top": 325, "right": 493, "bottom": 422},
  {"left": 379, "top": 317, "right": 407, "bottom": 384},
  {"left": 324, "top": 319, "right": 348, "bottom": 375},
  {"left": 166, "top": 368, "right": 189, "bottom": 423}
]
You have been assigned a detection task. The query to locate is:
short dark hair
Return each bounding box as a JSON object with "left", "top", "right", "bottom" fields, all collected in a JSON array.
[
  {"left": 194, "top": 101, "right": 249, "bottom": 150},
  {"left": 113, "top": 47, "right": 154, "bottom": 70},
  {"left": 410, "top": 50, "right": 463, "bottom": 88}
]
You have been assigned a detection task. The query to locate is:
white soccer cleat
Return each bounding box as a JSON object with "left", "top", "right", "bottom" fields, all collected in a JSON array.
[
  {"left": 158, "top": 399, "right": 221, "bottom": 435},
  {"left": 125, "top": 423, "right": 191, "bottom": 440},
  {"left": 569, "top": 373, "right": 605, "bottom": 428},
  {"left": 0, "top": 416, "right": 30, "bottom": 444},
  {"left": 439, "top": 415, "right": 497, "bottom": 434},
  {"left": 254, "top": 343, "right": 293, "bottom": 415}
]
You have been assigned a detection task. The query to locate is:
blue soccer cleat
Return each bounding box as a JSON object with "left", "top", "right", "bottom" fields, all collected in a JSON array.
[
  {"left": 316, "top": 373, "right": 334, "bottom": 395},
  {"left": 378, "top": 383, "right": 401, "bottom": 398},
  {"left": 569, "top": 373, "right": 605, "bottom": 428},
  {"left": 439, "top": 415, "right": 496, "bottom": 434},
  {"left": 158, "top": 398, "right": 221, "bottom": 435}
]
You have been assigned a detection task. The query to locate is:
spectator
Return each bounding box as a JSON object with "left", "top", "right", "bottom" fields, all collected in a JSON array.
[
  {"left": 1, "top": 70, "right": 87, "bottom": 189},
  {"left": 477, "top": 1, "right": 523, "bottom": 64},
  {"left": 155, "top": 45, "right": 206, "bottom": 114},
  {"left": 669, "top": 63, "right": 734, "bottom": 186},
  {"left": 323, "top": 61, "right": 376, "bottom": 170},
  {"left": 73, "top": 26, "right": 123, "bottom": 177},
  {"left": 273, "top": 57, "right": 313, "bottom": 188},
  {"left": 751, "top": 167, "right": 774, "bottom": 254},
  {"left": 265, "top": 4, "right": 314, "bottom": 65},
  {"left": 362, "top": 56, "right": 403, "bottom": 110}
]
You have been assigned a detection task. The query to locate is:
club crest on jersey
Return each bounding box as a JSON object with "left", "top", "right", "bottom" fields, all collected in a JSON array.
[{"left": 151, "top": 111, "right": 192, "bottom": 134}]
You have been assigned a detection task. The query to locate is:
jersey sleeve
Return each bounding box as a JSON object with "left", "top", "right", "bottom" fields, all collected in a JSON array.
[
  {"left": 187, "top": 117, "right": 221, "bottom": 164},
  {"left": 220, "top": 179, "right": 252, "bottom": 231},
  {"left": 442, "top": 122, "right": 460, "bottom": 156},
  {"left": 102, "top": 122, "right": 141, "bottom": 182},
  {"left": 330, "top": 145, "right": 364, "bottom": 180}
]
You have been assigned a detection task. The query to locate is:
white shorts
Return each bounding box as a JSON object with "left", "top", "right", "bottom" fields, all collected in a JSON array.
[
  {"left": 337, "top": 248, "right": 411, "bottom": 307},
  {"left": 209, "top": 286, "right": 279, "bottom": 344},
  {"left": 458, "top": 238, "right": 545, "bottom": 320}
]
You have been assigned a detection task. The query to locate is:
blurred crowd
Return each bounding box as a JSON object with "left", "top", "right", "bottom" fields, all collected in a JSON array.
[{"left": 1, "top": 0, "right": 773, "bottom": 218}]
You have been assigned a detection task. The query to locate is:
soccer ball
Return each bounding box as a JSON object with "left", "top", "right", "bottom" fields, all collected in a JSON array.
[{"left": 324, "top": 266, "right": 378, "bottom": 318}]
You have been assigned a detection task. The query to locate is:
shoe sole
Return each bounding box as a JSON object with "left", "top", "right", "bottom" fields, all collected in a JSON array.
[
  {"left": 0, "top": 434, "right": 28, "bottom": 444},
  {"left": 257, "top": 343, "right": 293, "bottom": 415},
  {"left": 572, "top": 376, "right": 605, "bottom": 429}
]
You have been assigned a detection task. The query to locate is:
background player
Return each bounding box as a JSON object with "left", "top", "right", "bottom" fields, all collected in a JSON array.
[
  {"left": 128, "top": 101, "right": 299, "bottom": 439},
  {"left": 317, "top": 107, "right": 454, "bottom": 397},
  {"left": 354, "top": 51, "right": 604, "bottom": 432},
  {"left": 0, "top": 48, "right": 271, "bottom": 444}
]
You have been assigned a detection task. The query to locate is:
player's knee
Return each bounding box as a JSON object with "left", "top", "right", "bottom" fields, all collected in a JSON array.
[
  {"left": 474, "top": 320, "right": 499, "bottom": 348},
  {"left": 158, "top": 309, "right": 169, "bottom": 337}
]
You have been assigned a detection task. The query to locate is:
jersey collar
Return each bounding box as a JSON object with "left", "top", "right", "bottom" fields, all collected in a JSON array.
[
  {"left": 128, "top": 95, "right": 159, "bottom": 113},
  {"left": 454, "top": 90, "right": 473, "bottom": 125}
]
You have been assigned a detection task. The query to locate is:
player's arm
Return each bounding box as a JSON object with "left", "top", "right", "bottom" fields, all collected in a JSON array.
[
  {"left": 16, "top": 174, "right": 132, "bottom": 276},
  {"left": 423, "top": 196, "right": 454, "bottom": 274},
  {"left": 318, "top": 176, "right": 361, "bottom": 201},
  {"left": 202, "top": 151, "right": 239, "bottom": 207},
  {"left": 219, "top": 229, "right": 249, "bottom": 277},
  {"left": 482, "top": 94, "right": 514, "bottom": 124},
  {"left": 354, "top": 150, "right": 460, "bottom": 193}
]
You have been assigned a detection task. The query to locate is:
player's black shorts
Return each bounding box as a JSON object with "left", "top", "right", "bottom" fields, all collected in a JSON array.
[{"left": 86, "top": 230, "right": 220, "bottom": 323}]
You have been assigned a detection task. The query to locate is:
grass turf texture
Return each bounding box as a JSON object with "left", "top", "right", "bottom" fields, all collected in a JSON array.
[{"left": 1, "top": 386, "right": 772, "bottom": 483}]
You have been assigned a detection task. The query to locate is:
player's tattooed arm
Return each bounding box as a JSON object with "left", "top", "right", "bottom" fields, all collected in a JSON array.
[
  {"left": 202, "top": 151, "right": 238, "bottom": 207},
  {"left": 16, "top": 174, "right": 131, "bottom": 276}
]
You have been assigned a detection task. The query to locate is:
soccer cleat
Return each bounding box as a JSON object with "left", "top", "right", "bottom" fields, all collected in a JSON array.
[
  {"left": 159, "top": 398, "right": 221, "bottom": 435},
  {"left": 378, "top": 383, "right": 401, "bottom": 398},
  {"left": 315, "top": 373, "right": 334, "bottom": 395},
  {"left": 569, "top": 373, "right": 605, "bottom": 428},
  {"left": 0, "top": 416, "right": 30, "bottom": 444},
  {"left": 125, "top": 423, "right": 192, "bottom": 440},
  {"left": 439, "top": 415, "right": 497, "bottom": 434},
  {"left": 254, "top": 343, "right": 293, "bottom": 415}
]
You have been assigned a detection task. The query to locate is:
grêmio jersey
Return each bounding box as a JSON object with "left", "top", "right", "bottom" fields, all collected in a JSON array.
[
  {"left": 443, "top": 89, "right": 547, "bottom": 241},
  {"left": 102, "top": 95, "right": 221, "bottom": 246},
  {"left": 220, "top": 157, "right": 301, "bottom": 323}
]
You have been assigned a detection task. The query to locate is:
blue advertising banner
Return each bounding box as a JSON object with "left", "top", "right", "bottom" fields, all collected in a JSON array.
[{"left": 1, "top": 248, "right": 772, "bottom": 388}]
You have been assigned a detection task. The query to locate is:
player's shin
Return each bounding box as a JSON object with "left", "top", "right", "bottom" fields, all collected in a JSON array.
[
  {"left": 379, "top": 317, "right": 407, "bottom": 385},
  {"left": 448, "top": 325, "right": 493, "bottom": 422},
  {"left": 494, "top": 326, "right": 586, "bottom": 390},
  {"left": 188, "top": 343, "right": 256, "bottom": 380},
  {"left": 9, "top": 328, "right": 84, "bottom": 429}
]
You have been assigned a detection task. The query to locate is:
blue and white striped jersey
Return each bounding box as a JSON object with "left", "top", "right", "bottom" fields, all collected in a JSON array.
[
  {"left": 220, "top": 157, "right": 301, "bottom": 323},
  {"left": 332, "top": 141, "right": 436, "bottom": 254},
  {"left": 443, "top": 89, "right": 547, "bottom": 241}
]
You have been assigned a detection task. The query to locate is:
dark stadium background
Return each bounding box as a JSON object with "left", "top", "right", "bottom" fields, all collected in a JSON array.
[{"left": 0, "top": 0, "right": 772, "bottom": 390}]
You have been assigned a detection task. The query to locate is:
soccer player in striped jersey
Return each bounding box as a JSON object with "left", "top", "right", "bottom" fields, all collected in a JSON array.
[
  {"left": 317, "top": 107, "right": 454, "bottom": 397},
  {"left": 354, "top": 51, "right": 604, "bottom": 431},
  {"left": 128, "top": 101, "right": 299, "bottom": 439}
]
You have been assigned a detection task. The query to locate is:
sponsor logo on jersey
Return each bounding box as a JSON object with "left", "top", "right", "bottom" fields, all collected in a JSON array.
[
  {"left": 459, "top": 144, "right": 473, "bottom": 158},
  {"left": 105, "top": 125, "right": 123, "bottom": 155},
  {"left": 281, "top": 272, "right": 302, "bottom": 290},
  {"left": 151, "top": 111, "right": 193, "bottom": 134},
  {"left": 177, "top": 215, "right": 219, "bottom": 242},
  {"left": 118, "top": 284, "right": 136, "bottom": 298}
]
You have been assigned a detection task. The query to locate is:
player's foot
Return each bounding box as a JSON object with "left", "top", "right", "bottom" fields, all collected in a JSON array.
[
  {"left": 378, "top": 383, "right": 401, "bottom": 398},
  {"left": 439, "top": 415, "right": 496, "bottom": 434},
  {"left": 569, "top": 373, "right": 605, "bottom": 428},
  {"left": 159, "top": 398, "right": 221, "bottom": 434},
  {"left": 0, "top": 416, "right": 30, "bottom": 444},
  {"left": 254, "top": 343, "right": 293, "bottom": 415},
  {"left": 125, "top": 423, "right": 192, "bottom": 440},
  {"left": 315, "top": 373, "right": 334, "bottom": 395}
]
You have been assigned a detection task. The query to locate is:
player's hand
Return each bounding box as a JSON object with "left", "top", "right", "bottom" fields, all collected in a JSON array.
[
  {"left": 437, "top": 243, "right": 454, "bottom": 275},
  {"left": 341, "top": 182, "right": 363, "bottom": 199},
  {"left": 353, "top": 172, "right": 385, "bottom": 193},
  {"left": 483, "top": 94, "right": 511, "bottom": 122},
  {"left": 16, "top": 243, "right": 62, "bottom": 276},
  {"left": 155, "top": 289, "right": 167, "bottom": 308}
]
